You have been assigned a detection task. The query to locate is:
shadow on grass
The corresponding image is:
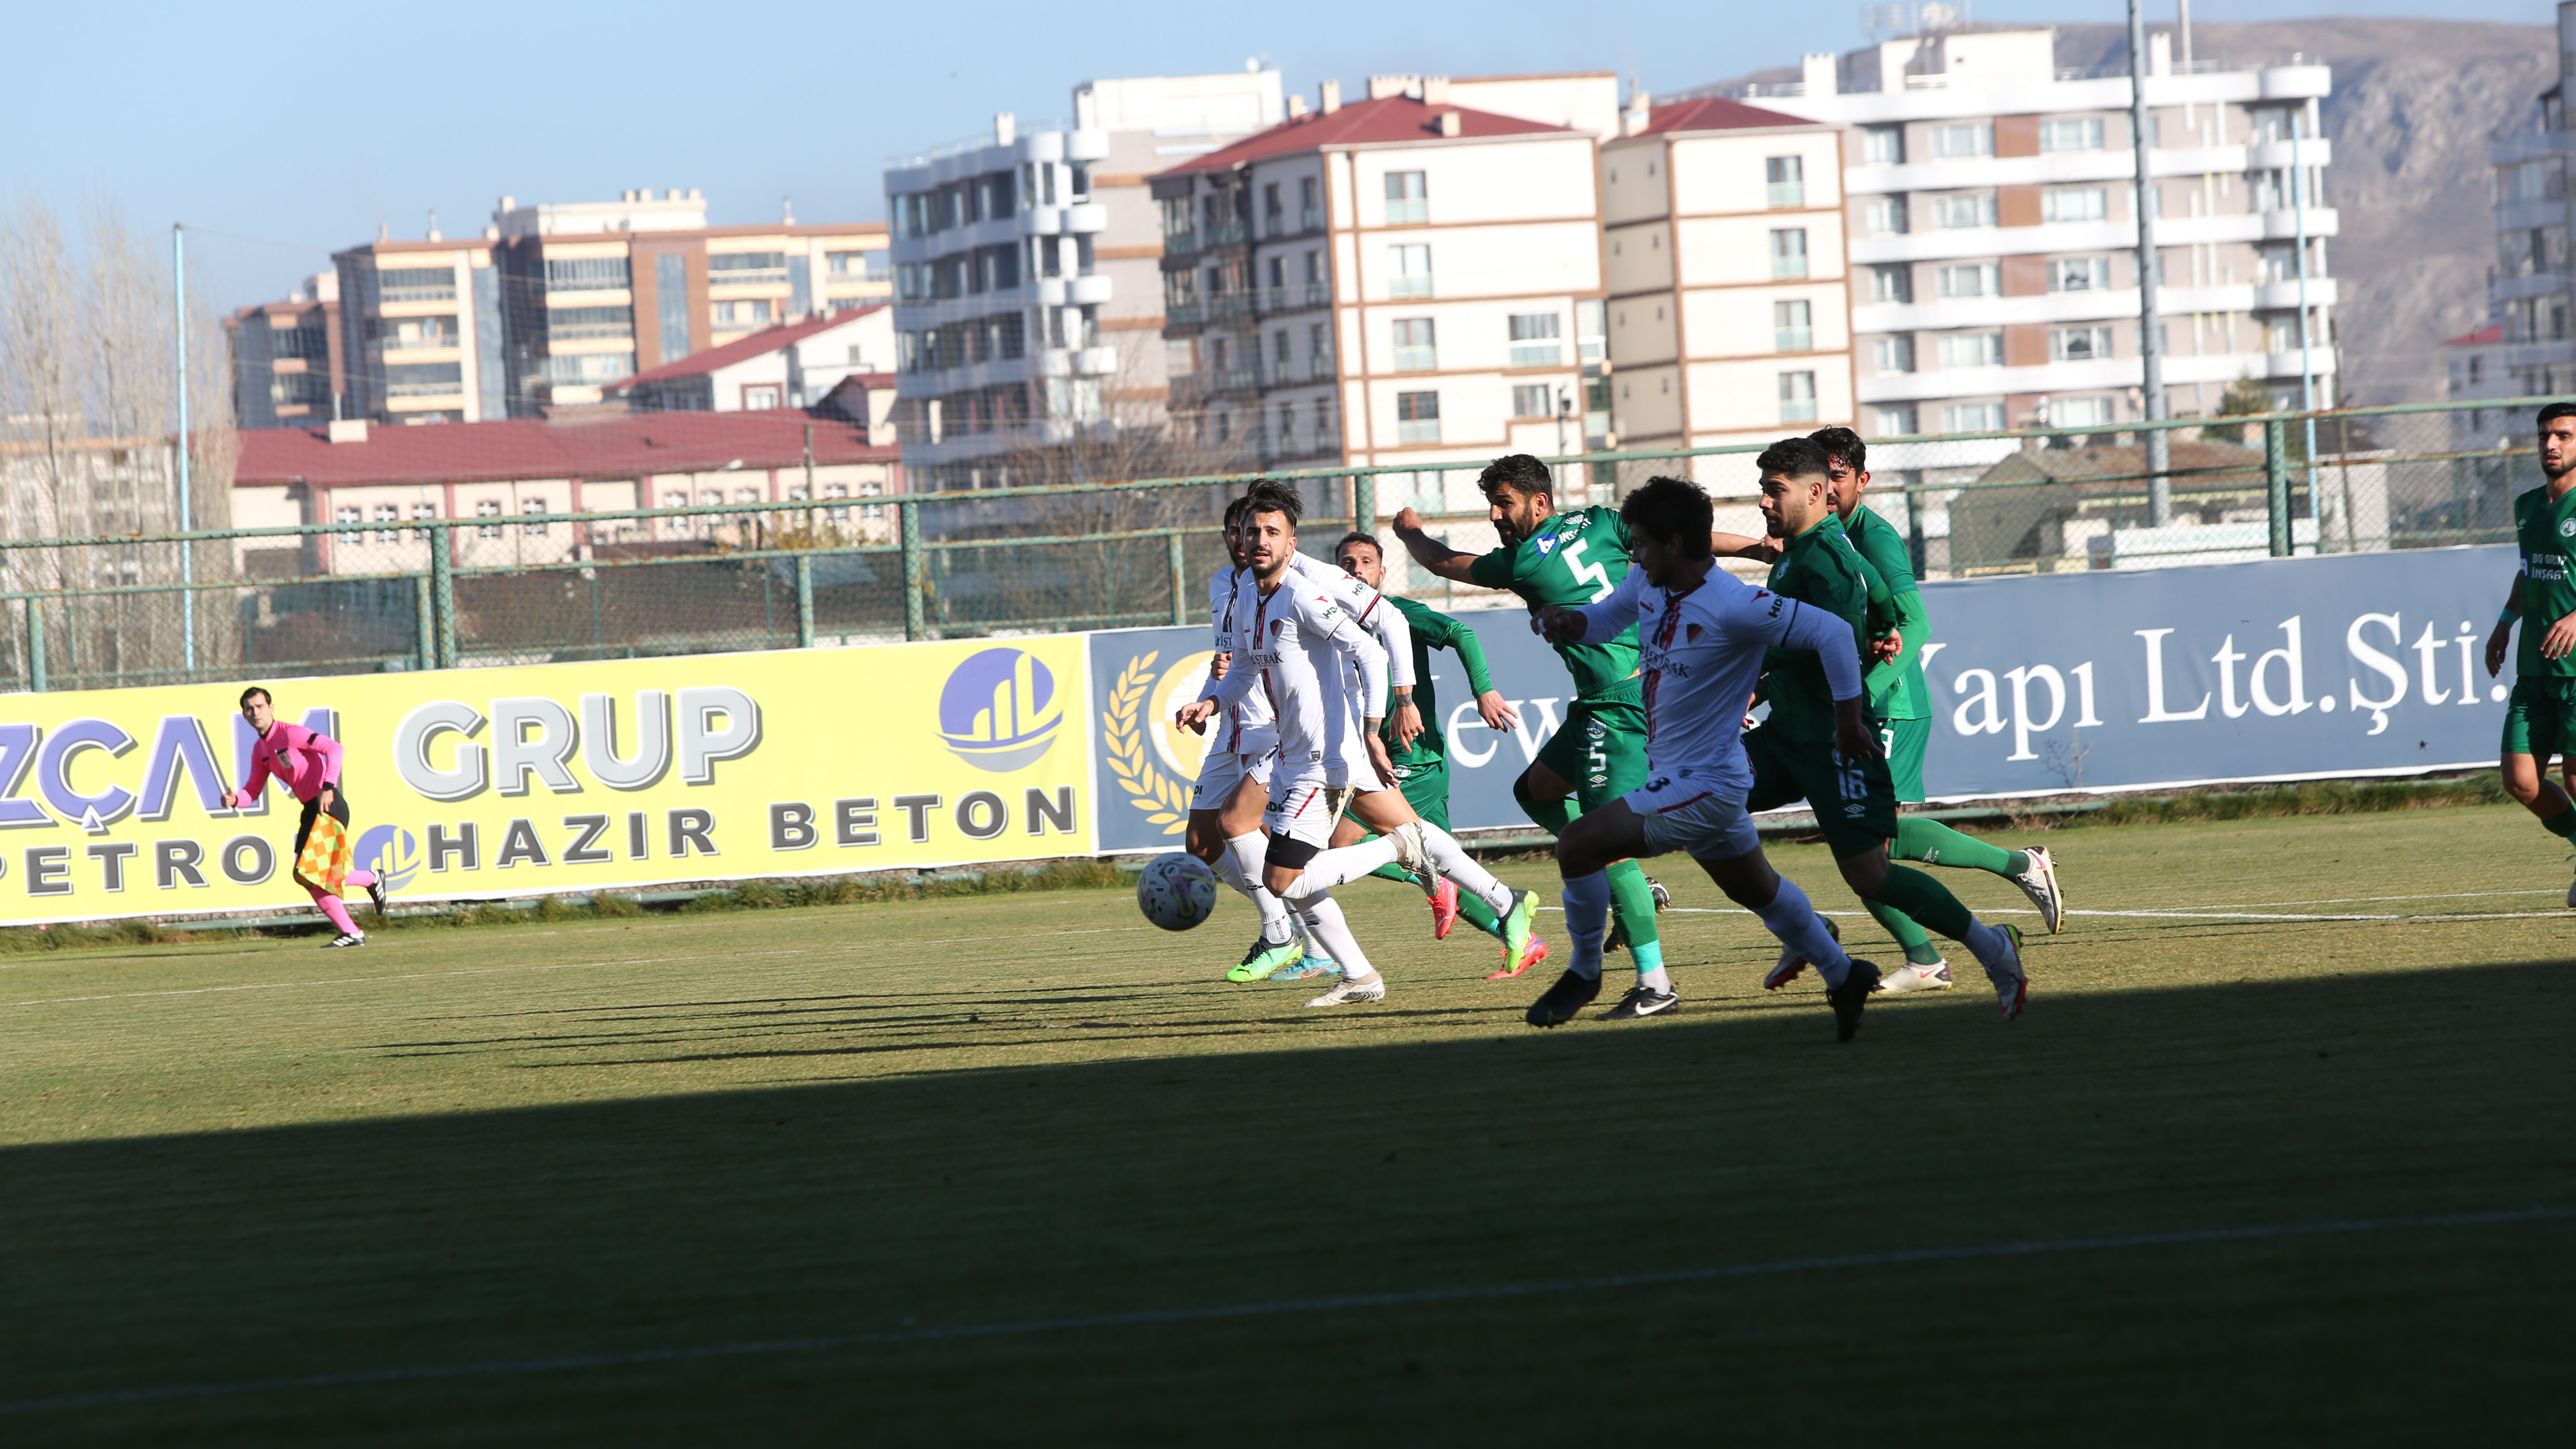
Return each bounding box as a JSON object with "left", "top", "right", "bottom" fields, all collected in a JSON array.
[{"left": 2, "top": 960, "right": 2569, "bottom": 1447}]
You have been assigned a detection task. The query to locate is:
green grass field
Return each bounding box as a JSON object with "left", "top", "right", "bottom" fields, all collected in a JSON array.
[{"left": 3, "top": 805, "right": 2570, "bottom": 1445}]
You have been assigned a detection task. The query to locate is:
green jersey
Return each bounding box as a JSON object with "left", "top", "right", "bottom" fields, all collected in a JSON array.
[
  {"left": 2514, "top": 483, "right": 2576, "bottom": 685},
  {"left": 1761, "top": 513, "right": 1895, "bottom": 740},
  {"left": 1840, "top": 504, "right": 1929, "bottom": 721},
  {"left": 1467, "top": 504, "right": 1640, "bottom": 702},
  {"left": 1382, "top": 594, "right": 1498, "bottom": 764}
]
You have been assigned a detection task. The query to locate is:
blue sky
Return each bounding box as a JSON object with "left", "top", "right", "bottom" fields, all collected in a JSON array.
[{"left": 2, "top": 1, "right": 2551, "bottom": 306}]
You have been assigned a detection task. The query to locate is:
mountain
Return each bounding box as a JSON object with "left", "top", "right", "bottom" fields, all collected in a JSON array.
[{"left": 1683, "top": 18, "right": 2554, "bottom": 404}]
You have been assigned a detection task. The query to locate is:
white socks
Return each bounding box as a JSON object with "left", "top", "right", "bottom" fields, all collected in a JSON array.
[
  {"left": 1296, "top": 895, "right": 1374, "bottom": 980},
  {"left": 1278, "top": 834, "right": 1400, "bottom": 900},
  {"left": 1218, "top": 831, "right": 1292, "bottom": 943},
  {"left": 1419, "top": 822, "right": 1516, "bottom": 917}
]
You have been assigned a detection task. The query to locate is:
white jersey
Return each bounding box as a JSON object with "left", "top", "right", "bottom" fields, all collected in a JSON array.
[
  {"left": 1285, "top": 551, "right": 1414, "bottom": 693},
  {"left": 1207, "top": 570, "right": 1390, "bottom": 774},
  {"left": 1199, "top": 566, "right": 1277, "bottom": 755},
  {"left": 1568, "top": 564, "right": 1862, "bottom": 788}
]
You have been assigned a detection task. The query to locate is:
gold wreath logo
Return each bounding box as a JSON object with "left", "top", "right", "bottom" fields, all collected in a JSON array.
[{"left": 1103, "top": 652, "right": 1192, "bottom": 835}]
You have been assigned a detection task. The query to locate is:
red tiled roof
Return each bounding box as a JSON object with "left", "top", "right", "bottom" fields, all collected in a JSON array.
[
  {"left": 1635, "top": 97, "right": 1818, "bottom": 136},
  {"left": 2443, "top": 323, "right": 2504, "bottom": 347},
  {"left": 1159, "top": 95, "right": 1570, "bottom": 175},
  {"left": 608, "top": 305, "right": 886, "bottom": 390},
  {"left": 237, "top": 410, "right": 892, "bottom": 488}
]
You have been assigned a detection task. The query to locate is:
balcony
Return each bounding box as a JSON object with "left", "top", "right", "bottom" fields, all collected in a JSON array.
[
  {"left": 1264, "top": 282, "right": 1331, "bottom": 314},
  {"left": 1211, "top": 292, "right": 1256, "bottom": 319},
  {"left": 1163, "top": 229, "right": 1199, "bottom": 256},
  {"left": 1165, "top": 300, "right": 1204, "bottom": 326},
  {"left": 1199, "top": 219, "right": 1248, "bottom": 249}
]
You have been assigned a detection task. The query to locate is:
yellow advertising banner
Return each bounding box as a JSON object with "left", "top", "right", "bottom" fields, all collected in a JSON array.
[{"left": 0, "top": 637, "right": 1092, "bottom": 926}]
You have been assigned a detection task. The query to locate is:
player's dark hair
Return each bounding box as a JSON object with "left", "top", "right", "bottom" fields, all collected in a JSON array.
[
  {"left": 238, "top": 686, "right": 271, "bottom": 709},
  {"left": 1220, "top": 494, "right": 1250, "bottom": 528},
  {"left": 1621, "top": 476, "right": 1713, "bottom": 557},
  {"left": 1334, "top": 530, "right": 1381, "bottom": 562},
  {"left": 1755, "top": 436, "right": 1832, "bottom": 482},
  {"left": 1241, "top": 479, "right": 1303, "bottom": 528},
  {"left": 1477, "top": 453, "right": 1554, "bottom": 502},
  {"left": 2540, "top": 402, "right": 2576, "bottom": 429},
  {"left": 1809, "top": 425, "right": 1865, "bottom": 476}
]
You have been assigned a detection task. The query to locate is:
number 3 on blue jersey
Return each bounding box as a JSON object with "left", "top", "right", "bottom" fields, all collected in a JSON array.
[{"left": 1562, "top": 539, "right": 1614, "bottom": 602}]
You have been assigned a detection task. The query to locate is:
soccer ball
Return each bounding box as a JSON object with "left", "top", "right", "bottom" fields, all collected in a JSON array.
[{"left": 1136, "top": 852, "right": 1220, "bottom": 932}]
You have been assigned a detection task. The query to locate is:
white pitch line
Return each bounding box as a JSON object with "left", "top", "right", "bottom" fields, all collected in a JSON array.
[{"left": 2, "top": 1204, "right": 2559, "bottom": 1418}]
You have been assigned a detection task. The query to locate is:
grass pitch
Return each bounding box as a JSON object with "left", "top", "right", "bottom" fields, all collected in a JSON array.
[{"left": 2, "top": 804, "right": 2570, "bottom": 1444}]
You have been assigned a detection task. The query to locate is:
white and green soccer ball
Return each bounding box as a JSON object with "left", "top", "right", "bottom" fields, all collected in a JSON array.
[{"left": 1136, "top": 852, "right": 1220, "bottom": 932}]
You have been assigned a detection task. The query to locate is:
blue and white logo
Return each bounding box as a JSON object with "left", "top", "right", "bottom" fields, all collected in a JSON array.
[
  {"left": 939, "top": 648, "right": 1063, "bottom": 772},
  {"left": 354, "top": 824, "right": 420, "bottom": 892}
]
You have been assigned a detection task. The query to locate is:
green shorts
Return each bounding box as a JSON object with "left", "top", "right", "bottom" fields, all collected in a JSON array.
[
  {"left": 1534, "top": 695, "right": 1648, "bottom": 813},
  {"left": 2501, "top": 678, "right": 2576, "bottom": 762},
  {"left": 1743, "top": 722, "right": 1900, "bottom": 860},
  {"left": 1385, "top": 748, "right": 1451, "bottom": 831},
  {"left": 1880, "top": 716, "right": 1930, "bottom": 804}
]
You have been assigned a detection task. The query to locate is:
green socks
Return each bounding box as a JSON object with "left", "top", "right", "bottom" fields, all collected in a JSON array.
[
  {"left": 1605, "top": 858, "right": 1662, "bottom": 974},
  {"left": 1520, "top": 793, "right": 1577, "bottom": 839},
  {"left": 1864, "top": 898, "right": 1948, "bottom": 966},
  {"left": 2545, "top": 805, "right": 2576, "bottom": 839},
  {"left": 1872, "top": 864, "right": 1978, "bottom": 941},
  {"left": 1895, "top": 817, "right": 2027, "bottom": 877}
]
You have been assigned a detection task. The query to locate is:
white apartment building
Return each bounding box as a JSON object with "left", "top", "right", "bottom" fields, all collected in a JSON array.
[
  {"left": 1151, "top": 76, "right": 1607, "bottom": 503},
  {"left": 1740, "top": 28, "right": 2335, "bottom": 440},
  {"left": 2451, "top": 2, "right": 2576, "bottom": 413},
  {"left": 1599, "top": 96, "right": 1855, "bottom": 469},
  {"left": 609, "top": 305, "right": 893, "bottom": 418},
  {"left": 884, "top": 71, "right": 1284, "bottom": 490}
]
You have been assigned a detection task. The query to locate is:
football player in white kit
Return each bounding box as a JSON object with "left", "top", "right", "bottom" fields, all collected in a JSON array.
[
  {"left": 1184, "top": 496, "right": 1306, "bottom": 983},
  {"left": 1525, "top": 475, "right": 1888, "bottom": 1041},
  {"left": 1179, "top": 483, "right": 1541, "bottom": 1006}
]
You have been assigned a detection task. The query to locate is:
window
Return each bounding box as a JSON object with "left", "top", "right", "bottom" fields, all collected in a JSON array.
[
  {"left": 1263, "top": 181, "right": 1283, "bottom": 237},
  {"left": 1876, "top": 404, "right": 1918, "bottom": 436},
  {"left": 714, "top": 299, "right": 774, "bottom": 326},
  {"left": 2050, "top": 325, "right": 2115, "bottom": 361},
  {"left": 1944, "top": 402, "right": 2005, "bottom": 432},
  {"left": 475, "top": 499, "right": 503, "bottom": 539},
  {"left": 745, "top": 383, "right": 783, "bottom": 409},
  {"left": 823, "top": 483, "right": 851, "bottom": 524},
  {"left": 1769, "top": 228, "right": 1809, "bottom": 279},
  {"left": 386, "top": 361, "right": 464, "bottom": 396},
  {"left": 547, "top": 305, "right": 632, "bottom": 342},
  {"left": 409, "top": 503, "right": 435, "bottom": 542},
  {"left": 1385, "top": 170, "right": 1427, "bottom": 225},
  {"left": 2042, "top": 188, "right": 2107, "bottom": 224},
  {"left": 1512, "top": 383, "right": 1555, "bottom": 419},
  {"left": 1866, "top": 197, "right": 1908, "bottom": 236},
  {"left": 540, "top": 353, "right": 632, "bottom": 386},
  {"left": 379, "top": 314, "right": 459, "bottom": 350},
  {"left": 709, "top": 251, "right": 789, "bottom": 287},
  {"left": 1390, "top": 243, "right": 1432, "bottom": 298},
  {"left": 1929, "top": 122, "right": 1994, "bottom": 159},
  {"left": 1936, "top": 263, "right": 1999, "bottom": 299},
  {"left": 826, "top": 250, "right": 864, "bottom": 275},
  {"left": 1309, "top": 322, "right": 1331, "bottom": 378},
  {"left": 1871, "top": 264, "right": 1912, "bottom": 304},
  {"left": 1509, "top": 312, "right": 1562, "bottom": 366},
  {"left": 1767, "top": 156, "right": 1804, "bottom": 208},
  {"left": 377, "top": 266, "right": 458, "bottom": 304},
  {"left": 1873, "top": 335, "right": 1915, "bottom": 373},
  {"left": 2048, "top": 257, "right": 2112, "bottom": 292},
  {"left": 335, "top": 504, "right": 362, "bottom": 545},
  {"left": 522, "top": 498, "right": 549, "bottom": 537},
  {"left": 2040, "top": 117, "right": 2105, "bottom": 153},
  {"left": 1279, "top": 402, "right": 1296, "bottom": 443},
  {"left": 1576, "top": 299, "right": 1606, "bottom": 362},
  {"left": 544, "top": 257, "right": 631, "bottom": 292},
  {"left": 1778, "top": 371, "right": 1817, "bottom": 424},
  {"left": 1932, "top": 193, "right": 1996, "bottom": 229},
  {"left": 1165, "top": 338, "right": 1194, "bottom": 375},
  {"left": 1862, "top": 125, "right": 1904, "bottom": 165},
  {"left": 1394, "top": 318, "right": 1436, "bottom": 371},
  {"left": 1397, "top": 389, "right": 1440, "bottom": 443},
  {"left": 372, "top": 504, "right": 399, "bottom": 542},
  {"left": 2051, "top": 396, "right": 2111, "bottom": 427},
  {"left": 1937, "top": 333, "right": 2002, "bottom": 368},
  {"left": 1774, "top": 299, "right": 1812, "bottom": 352}
]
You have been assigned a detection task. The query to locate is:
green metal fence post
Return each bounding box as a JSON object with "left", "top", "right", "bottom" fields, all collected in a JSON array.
[
  {"left": 1352, "top": 471, "right": 1376, "bottom": 535},
  {"left": 2265, "top": 419, "right": 2292, "bottom": 558},
  {"left": 795, "top": 554, "right": 815, "bottom": 648},
  {"left": 414, "top": 574, "right": 434, "bottom": 670},
  {"left": 1167, "top": 531, "right": 1187, "bottom": 626},
  {"left": 431, "top": 523, "right": 458, "bottom": 668},
  {"left": 900, "top": 499, "right": 926, "bottom": 642},
  {"left": 25, "top": 597, "right": 45, "bottom": 692}
]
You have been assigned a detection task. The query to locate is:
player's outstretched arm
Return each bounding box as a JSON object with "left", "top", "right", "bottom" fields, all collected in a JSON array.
[
  {"left": 1440, "top": 614, "right": 1519, "bottom": 730},
  {"left": 1390, "top": 507, "right": 1484, "bottom": 585},
  {"left": 1710, "top": 530, "right": 1780, "bottom": 562}
]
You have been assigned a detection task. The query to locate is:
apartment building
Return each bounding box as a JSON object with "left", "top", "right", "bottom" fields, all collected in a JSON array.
[
  {"left": 226, "top": 272, "right": 347, "bottom": 430},
  {"left": 883, "top": 71, "right": 1283, "bottom": 490},
  {"left": 1599, "top": 96, "right": 1854, "bottom": 468},
  {"left": 329, "top": 193, "right": 893, "bottom": 424},
  {"left": 2451, "top": 2, "right": 2576, "bottom": 412},
  {"left": 1736, "top": 27, "right": 2334, "bottom": 440},
  {"left": 1151, "top": 77, "right": 1606, "bottom": 494},
  {"left": 609, "top": 306, "right": 893, "bottom": 428}
]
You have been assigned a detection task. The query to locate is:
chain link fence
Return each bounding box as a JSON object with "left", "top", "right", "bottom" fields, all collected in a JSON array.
[{"left": 0, "top": 397, "right": 2556, "bottom": 691}]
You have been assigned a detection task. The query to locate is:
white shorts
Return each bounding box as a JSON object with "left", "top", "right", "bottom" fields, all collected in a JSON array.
[
  {"left": 1263, "top": 769, "right": 1347, "bottom": 850},
  {"left": 1190, "top": 745, "right": 1275, "bottom": 812},
  {"left": 1626, "top": 769, "right": 1760, "bottom": 862}
]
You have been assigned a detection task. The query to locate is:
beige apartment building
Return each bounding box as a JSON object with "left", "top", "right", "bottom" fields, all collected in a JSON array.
[
  {"left": 328, "top": 192, "right": 892, "bottom": 424},
  {"left": 1599, "top": 96, "right": 1855, "bottom": 473}
]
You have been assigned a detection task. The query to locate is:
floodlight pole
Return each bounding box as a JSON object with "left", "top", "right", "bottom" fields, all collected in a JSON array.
[
  {"left": 174, "top": 223, "right": 196, "bottom": 674},
  {"left": 2130, "top": 0, "right": 2172, "bottom": 525}
]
